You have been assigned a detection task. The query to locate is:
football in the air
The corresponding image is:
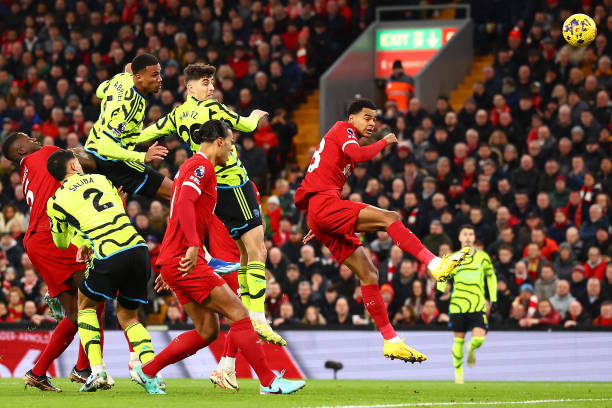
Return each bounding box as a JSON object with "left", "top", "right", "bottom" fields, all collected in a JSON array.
[{"left": 562, "top": 13, "right": 597, "bottom": 47}]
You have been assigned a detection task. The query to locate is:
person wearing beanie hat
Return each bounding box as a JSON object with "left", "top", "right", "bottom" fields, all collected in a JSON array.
[{"left": 386, "top": 59, "right": 414, "bottom": 113}]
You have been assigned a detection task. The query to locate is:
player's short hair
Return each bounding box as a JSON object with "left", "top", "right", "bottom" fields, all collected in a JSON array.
[
  {"left": 184, "top": 63, "right": 217, "bottom": 85},
  {"left": 47, "top": 149, "right": 77, "bottom": 181},
  {"left": 195, "top": 119, "right": 230, "bottom": 144},
  {"left": 2, "top": 132, "right": 23, "bottom": 162},
  {"left": 131, "top": 53, "right": 159, "bottom": 73},
  {"left": 458, "top": 224, "right": 475, "bottom": 235},
  {"left": 347, "top": 98, "right": 377, "bottom": 116}
]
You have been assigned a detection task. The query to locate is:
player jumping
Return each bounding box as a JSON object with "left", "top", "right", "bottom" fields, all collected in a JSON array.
[
  {"left": 84, "top": 53, "right": 170, "bottom": 199},
  {"left": 130, "top": 120, "right": 305, "bottom": 395},
  {"left": 2, "top": 133, "right": 101, "bottom": 391},
  {"left": 46, "top": 150, "right": 158, "bottom": 392},
  {"left": 436, "top": 225, "right": 497, "bottom": 384},
  {"left": 141, "top": 65, "right": 284, "bottom": 344},
  {"left": 295, "top": 99, "right": 470, "bottom": 363}
]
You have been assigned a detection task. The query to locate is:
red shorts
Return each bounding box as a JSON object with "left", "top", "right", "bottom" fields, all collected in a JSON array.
[
  {"left": 24, "top": 231, "right": 86, "bottom": 298},
  {"left": 306, "top": 192, "right": 367, "bottom": 263},
  {"left": 222, "top": 271, "right": 239, "bottom": 297},
  {"left": 160, "top": 262, "right": 226, "bottom": 305}
]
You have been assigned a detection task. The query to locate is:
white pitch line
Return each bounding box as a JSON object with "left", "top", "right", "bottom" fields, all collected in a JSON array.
[{"left": 307, "top": 398, "right": 612, "bottom": 408}]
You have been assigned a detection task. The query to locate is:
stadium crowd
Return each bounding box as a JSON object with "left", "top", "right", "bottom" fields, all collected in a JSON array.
[{"left": 0, "top": 1, "right": 611, "bottom": 330}]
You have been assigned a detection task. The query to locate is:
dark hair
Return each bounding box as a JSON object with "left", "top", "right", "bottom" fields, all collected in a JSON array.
[
  {"left": 131, "top": 53, "right": 159, "bottom": 73},
  {"left": 498, "top": 243, "right": 513, "bottom": 253},
  {"left": 541, "top": 261, "right": 554, "bottom": 270},
  {"left": 347, "top": 98, "right": 376, "bottom": 116},
  {"left": 458, "top": 224, "right": 475, "bottom": 235},
  {"left": 2, "top": 132, "right": 23, "bottom": 162},
  {"left": 195, "top": 119, "right": 230, "bottom": 145},
  {"left": 47, "top": 149, "right": 76, "bottom": 181},
  {"left": 183, "top": 63, "right": 216, "bottom": 85}
]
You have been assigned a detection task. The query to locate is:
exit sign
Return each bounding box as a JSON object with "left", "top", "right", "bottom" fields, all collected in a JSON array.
[{"left": 375, "top": 27, "right": 457, "bottom": 77}]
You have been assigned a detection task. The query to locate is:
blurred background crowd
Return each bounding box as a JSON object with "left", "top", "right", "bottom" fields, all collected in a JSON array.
[{"left": 0, "top": 0, "right": 611, "bottom": 330}]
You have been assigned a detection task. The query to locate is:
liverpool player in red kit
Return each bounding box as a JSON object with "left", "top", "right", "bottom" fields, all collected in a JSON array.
[
  {"left": 2, "top": 132, "right": 102, "bottom": 391},
  {"left": 295, "top": 99, "right": 470, "bottom": 363},
  {"left": 131, "top": 120, "right": 305, "bottom": 395}
]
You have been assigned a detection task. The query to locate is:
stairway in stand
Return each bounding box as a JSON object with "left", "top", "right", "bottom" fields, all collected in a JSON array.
[
  {"left": 291, "top": 89, "right": 320, "bottom": 171},
  {"left": 449, "top": 55, "right": 495, "bottom": 113}
]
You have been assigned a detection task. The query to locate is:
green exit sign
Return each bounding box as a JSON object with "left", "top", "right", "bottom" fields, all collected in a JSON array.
[{"left": 377, "top": 29, "right": 443, "bottom": 50}]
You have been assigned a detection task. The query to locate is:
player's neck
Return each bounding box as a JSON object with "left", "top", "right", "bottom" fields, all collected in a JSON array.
[
  {"left": 199, "top": 145, "right": 218, "bottom": 165},
  {"left": 133, "top": 82, "right": 148, "bottom": 96},
  {"left": 61, "top": 171, "right": 78, "bottom": 184}
]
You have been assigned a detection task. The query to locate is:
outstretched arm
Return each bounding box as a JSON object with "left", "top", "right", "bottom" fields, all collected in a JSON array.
[{"left": 343, "top": 133, "right": 397, "bottom": 163}]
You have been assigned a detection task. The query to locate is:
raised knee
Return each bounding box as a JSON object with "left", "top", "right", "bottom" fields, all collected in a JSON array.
[
  {"left": 386, "top": 211, "right": 401, "bottom": 225},
  {"left": 198, "top": 325, "right": 220, "bottom": 343}
]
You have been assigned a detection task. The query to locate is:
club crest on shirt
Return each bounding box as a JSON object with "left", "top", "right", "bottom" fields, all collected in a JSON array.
[
  {"left": 194, "top": 166, "right": 205, "bottom": 178},
  {"left": 347, "top": 128, "right": 356, "bottom": 139},
  {"left": 112, "top": 122, "right": 127, "bottom": 137}
]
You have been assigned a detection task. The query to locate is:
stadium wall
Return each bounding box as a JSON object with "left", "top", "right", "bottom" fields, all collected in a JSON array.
[{"left": 2, "top": 330, "right": 611, "bottom": 382}]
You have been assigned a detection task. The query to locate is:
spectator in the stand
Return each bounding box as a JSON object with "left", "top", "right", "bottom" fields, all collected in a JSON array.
[
  {"left": 534, "top": 261, "right": 559, "bottom": 301},
  {"left": 329, "top": 296, "right": 353, "bottom": 325},
  {"left": 0, "top": 300, "right": 13, "bottom": 322},
  {"left": 579, "top": 277, "right": 603, "bottom": 319},
  {"left": 336, "top": 264, "right": 356, "bottom": 299},
  {"left": 549, "top": 279, "right": 575, "bottom": 319},
  {"left": 164, "top": 302, "right": 184, "bottom": 326},
  {"left": 19, "top": 267, "right": 40, "bottom": 302},
  {"left": 525, "top": 226, "right": 559, "bottom": 261},
  {"left": 385, "top": 60, "right": 413, "bottom": 114},
  {"left": 266, "top": 281, "right": 289, "bottom": 320},
  {"left": 548, "top": 208, "right": 573, "bottom": 245},
  {"left": 281, "top": 225, "right": 304, "bottom": 264},
  {"left": 580, "top": 204, "right": 609, "bottom": 243},
  {"left": 292, "top": 281, "right": 315, "bottom": 319},
  {"left": 584, "top": 246, "right": 607, "bottom": 281},
  {"left": 549, "top": 174, "right": 570, "bottom": 209},
  {"left": 302, "top": 305, "right": 327, "bottom": 325},
  {"left": 519, "top": 298, "right": 562, "bottom": 327},
  {"left": 593, "top": 301, "right": 612, "bottom": 326},
  {"left": 563, "top": 300, "right": 592, "bottom": 328},
  {"left": 417, "top": 299, "right": 441, "bottom": 326},
  {"left": 554, "top": 242, "right": 578, "bottom": 281},
  {"left": 513, "top": 283, "right": 538, "bottom": 317},
  {"left": 240, "top": 135, "right": 267, "bottom": 189},
  {"left": 7, "top": 287, "right": 23, "bottom": 320},
  {"left": 265, "top": 195, "right": 282, "bottom": 235},
  {"left": 272, "top": 301, "right": 299, "bottom": 328},
  {"left": 423, "top": 220, "right": 452, "bottom": 255}
]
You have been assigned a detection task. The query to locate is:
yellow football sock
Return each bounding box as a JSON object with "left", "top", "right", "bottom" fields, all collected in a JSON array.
[
  {"left": 78, "top": 308, "right": 102, "bottom": 367},
  {"left": 125, "top": 322, "right": 155, "bottom": 364},
  {"left": 246, "top": 261, "right": 266, "bottom": 313}
]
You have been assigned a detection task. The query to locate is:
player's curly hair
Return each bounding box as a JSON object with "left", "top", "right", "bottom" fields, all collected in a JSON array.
[
  {"left": 184, "top": 63, "right": 217, "bottom": 85},
  {"left": 347, "top": 98, "right": 377, "bottom": 116},
  {"left": 47, "top": 149, "right": 77, "bottom": 181},
  {"left": 195, "top": 119, "right": 230, "bottom": 145}
]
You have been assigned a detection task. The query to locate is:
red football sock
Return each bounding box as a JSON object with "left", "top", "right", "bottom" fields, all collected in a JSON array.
[
  {"left": 96, "top": 302, "right": 105, "bottom": 356},
  {"left": 387, "top": 221, "right": 435, "bottom": 265},
  {"left": 32, "top": 318, "right": 77, "bottom": 376},
  {"left": 75, "top": 341, "right": 89, "bottom": 370},
  {"left": 142, "top": 329, "right": 207, "bottom": 377},
  {"left": 229, "top": 318, "right": 275, "bottom": 387},
  {"left": 223, "top": 333, "right": 238, "bottom": 358},
  {"left": 124, "top": 329, "right": 135, "bottom": 352},
  {"left": 361, "top": 284, "right": 397, "bottom": 340}
]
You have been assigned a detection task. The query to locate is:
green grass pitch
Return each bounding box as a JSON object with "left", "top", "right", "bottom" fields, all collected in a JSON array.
[{"left": 3, "top": 378, "right": 612, "bottom": 408}]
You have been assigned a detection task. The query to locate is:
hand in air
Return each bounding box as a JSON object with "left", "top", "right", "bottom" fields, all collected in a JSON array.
[{"left": 383, "top": 133, "right": 398, "bottom": 145}]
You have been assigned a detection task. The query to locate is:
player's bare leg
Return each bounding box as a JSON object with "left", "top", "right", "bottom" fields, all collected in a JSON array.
[
  {"left": 355, "top": 206, "right": 470, "bottom": 281},
  {"left": 343, "top": 247, "right": 427, "bottom": 363},
  {"left": 467, "top": 327, "right": 486, "bottom": 369},
  {"left": 136, "top": 284, "right": 304, "bottom": 395},
  {"left": 453, "top": 332, "right": 466, "bottom": 384},
  {"left": 238, "top": 226, "right": 286, "bottom": 346},
  {"left": 154, "top": 177, "right": 173, "bottom": 201}
]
